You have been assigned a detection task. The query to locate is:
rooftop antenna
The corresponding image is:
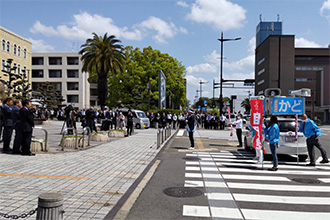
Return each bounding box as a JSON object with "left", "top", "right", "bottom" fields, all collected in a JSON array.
[
  {"left": 259, "top": 14, "right": 262, "bottom": 22},
  {"left": 277, "top": 14, "right": 280, "bottom": 22}
]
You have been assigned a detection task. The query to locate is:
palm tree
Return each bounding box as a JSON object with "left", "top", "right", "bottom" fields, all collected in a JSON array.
[
  {"left": 241, "top": 98, "right": 251, "bottom": 114},
  {"left": 79, "top": 33, "right": 125, "bottom": 109}
]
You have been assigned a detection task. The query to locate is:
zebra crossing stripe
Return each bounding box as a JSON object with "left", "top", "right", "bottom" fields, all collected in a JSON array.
[
  {"left": 184, "top": 180, "right": 204, "bottom": 187},
  {"left": 233, "top": 193, "right": 330, "bottom": 205},
  {"left": 210, "top": 207, "right": 243, "bottom": 219},
  {"left": 227, "top": 182, "right": 330, "bottom": 192},
  {"left": 219, "top": 167, "right": 330, "bottom": 176},
  {"left": 183, "top": 205, "right": 210, "bottom": 217},
  {"left": 177, "top": 129, "right": 184, "bottom": 136},
  {"left": 185, "top": 166, "right": 200, "bottom": 171},
  {"left": 318, "top": 178, "right": 330, "bottom": 183},
  {"left": 241, "top": 208, "right": 330, "bottom": 220},
  {"left": 185, "top": 173, "right": 202, "bottom": 178},
  {"left": 222, "top": 174, "right": 290, "bottom": 181}
]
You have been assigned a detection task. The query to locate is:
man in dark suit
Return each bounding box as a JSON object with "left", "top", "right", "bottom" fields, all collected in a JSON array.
[
  {"left": 2, "top": 98, "right": 14, "bottom": 153},
  {"left": 12, "top": 100, "right": 22, "bottom": 154},
  {"left": 20, "top": 100, "right": 35, "bottom": 156}
]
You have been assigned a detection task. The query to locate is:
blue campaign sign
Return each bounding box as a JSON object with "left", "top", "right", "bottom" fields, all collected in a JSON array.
[
  {"left": 202, "top": 107, "right": 206, "bottom": 112},
  {"left": 272, "top": 97, "right": 304, "bottom": 115},
  {"left": 203, "top": 100, "right": 207, "bottom": 106},
  {"left": 198, "top": 105, "right": 201, "bottom": 109}
]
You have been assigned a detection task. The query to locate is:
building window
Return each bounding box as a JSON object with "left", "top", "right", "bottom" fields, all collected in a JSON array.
[
  {"left": 67, "top": 57, "right": 79, "bottom": 65},
  {"left": 1, "top": 60, "right": 5, "bottom": 71},
  {"left": 67, "top": 70, "right": 79, "bottom": 78},
  {"left": 32, "top": 57, "right": 44, "bottom": 65},
  {"left": 258, "top": 57, "right": 265, "bottom": 65},
  {"left": 67, "top": 82, "right": 79, "bottom": 90},
  {"left": 7, "top": 41, "right": 10, "bottom": 52},
  {"left": 13, "top": 63, "right": 17, "bottom": 73},
  {"left": 50, "top": 82, "right": 62, "bottom": 91},
  {"left": 23, "top": 66, "right": 27, "bottom": 75},
  {"left": 17, "top": 64, "right": 20, "bottom": 74},
  {"left": 295, "top": 78, "right": 316, "bottom": 82},
  {"left": 67, "top": 95, "right": 79, "bottom": 103},
  {"left": 295, "top": 57, "right": 313, "bottom": 61},
  {"left": 257, "top": 68, "right": 265, "bottom": 75},
  {"left": 90, "top": 88, "right": 98, "bottom": 96},
  {"left": 49, "top": 57, "right": 62, "bottom": 65},
  {"left": 23, "top": 48, "right": 27, "bottom": 59},
  {"left": 2, "top": 40, "right": 5, "bottom": 51},
  {"left": 13, "top": 44, "right": 17, "bottom": 55},
  {"left": 49, "top": 70, "right": 62, "bottom": 78},
  {"left": 257, "top": 79, "right": 265, "bottom": 85},
  {"left": 32, "top": 82, "right": 42, "bottom": 91},
  {"left": 18, "top": 46, "right": 21, "bottom": 56},
  {"left": 32, "top": 70, "right": 44, "bottom": 78},
  {"left": 258, "top": 90, "right": 264, "bottom": 95}
]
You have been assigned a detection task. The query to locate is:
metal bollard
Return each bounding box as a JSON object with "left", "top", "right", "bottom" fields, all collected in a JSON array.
[{"left": 36, "top": 193, "right": 64, "bottom": 220}]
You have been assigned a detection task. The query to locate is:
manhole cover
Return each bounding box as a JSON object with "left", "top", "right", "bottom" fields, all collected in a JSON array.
[
  {"left": 163, "top": 187, "right": 203, "bottom": 198},
  {"left": 291, "top": 178, "right": 321, "bottom": 184},
  {"left": 182, "top": 157, "right": 201, "bottom": 161}
]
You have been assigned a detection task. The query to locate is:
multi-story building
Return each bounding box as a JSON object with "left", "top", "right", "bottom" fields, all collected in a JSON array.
[
  {"left": 0, "top": 26, "right": 32, "bottom": 93},
  {"left": 31, "top": 53, "right": 91, "bottom": 109},
  {"left": 254, "top": 21, "right": 330, "bottom": 123}
]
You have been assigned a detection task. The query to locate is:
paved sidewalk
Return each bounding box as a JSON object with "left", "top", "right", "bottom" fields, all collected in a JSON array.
[{"left": 0, "top": 129, "right": 161, "bottom": 220}]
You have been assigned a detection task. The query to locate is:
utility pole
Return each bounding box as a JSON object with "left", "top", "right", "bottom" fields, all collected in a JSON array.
[{"left": 199, "top": 80, "right": 208, "bottom": 98}]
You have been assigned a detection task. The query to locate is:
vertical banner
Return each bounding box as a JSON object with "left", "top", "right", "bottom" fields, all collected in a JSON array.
[
  {"left": 250, "top": 99, "right": 263, "bottom": 150},
  {"left": 228, "top": 107, "right": 233, "bottom": 136}
]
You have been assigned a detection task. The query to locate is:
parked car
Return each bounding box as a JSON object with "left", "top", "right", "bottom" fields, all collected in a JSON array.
[
  {"left": 244, "top": 117, "right": 308, "bottom": 161},
  {"left": 119, "top": 109, "right": 150, "bottom": 129}
]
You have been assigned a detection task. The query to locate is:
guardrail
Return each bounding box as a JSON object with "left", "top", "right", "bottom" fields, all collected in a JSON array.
[
  {"left": 34, "top": 126, "right": 49, "bottom": 152},
  {"left": 81, "top": 127, "right": 91, "bottom": 148},
  {"left": 156, "top": 125, "right": 178, "bottom": 149},
  {"left": 60, "top": 127, "right": 78, "bottom": 151}
]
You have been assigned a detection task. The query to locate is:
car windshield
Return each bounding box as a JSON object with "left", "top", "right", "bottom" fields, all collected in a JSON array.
[
  {"left": 265, "top": 120, "right": 299, "bottom": 132},
  {"left": 136, "top": 112, "right": 146, "bottom": 118}
]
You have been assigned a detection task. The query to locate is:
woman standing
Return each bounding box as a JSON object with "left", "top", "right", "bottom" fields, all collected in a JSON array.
[{"left": 264, "top": 116, "right": 280, "bottom": 171}]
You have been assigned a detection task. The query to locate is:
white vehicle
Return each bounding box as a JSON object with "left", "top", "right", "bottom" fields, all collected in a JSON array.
[
  {"left": 244, "top": 118, "right": 308, "bottom": 161},
  {"left": 120, "top": 109, "right": 150, "bottom": 129}
]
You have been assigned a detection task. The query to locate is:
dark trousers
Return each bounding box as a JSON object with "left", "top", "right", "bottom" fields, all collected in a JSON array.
[
  {"left": 270, "top": 143, "right": 278, "bottom": 167},
  {"left": 21, "top": 131, "right": 32, "bottom": 154},
  {"left": 189, "top": 132, "right": 194, "bottom": 148},
  {"left": 13, "top": 127, "right": 22, "bottom": 153},
  {"left": 236, "top": 128, "right": 242, "bottom": 147},
  {"left": 306, "top": 135, "right": 328, "bottom": 164},
  {"left": 220, "top": 121, "right": 225, "bottom": 130},
  {"left": 127, "top": 123, "right": 133, "bottom": 136},
  {"left": 3, "top": 126, "right": 13, "bottom": 150}
]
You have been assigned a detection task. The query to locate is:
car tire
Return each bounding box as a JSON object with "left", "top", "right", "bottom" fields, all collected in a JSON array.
[
  {"left": 136, "top": 123, "right": 141, "bottom": 129},
  {"left": 298, "top": 155, "right": 308, "bottom": 162}
]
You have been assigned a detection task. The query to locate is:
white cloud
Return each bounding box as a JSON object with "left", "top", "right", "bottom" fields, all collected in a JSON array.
[
  {"left": 138, "top": 16, "right": 187, "bottom": 43},
  {"left": 226, "top": 72, "right": 254, "bottom": 80},
  {"left": 186, "top": 75, "right": 208, "bottom": 86},
  {"left": 223, "top": 54, "right": 255, "bottom": 72},
  {"left": 203, "top": 50, "right": 219, "bottom": 65},
  {"left": 186, "top": 0, "right": 246, "bottom": 30},
  {"left": 248, "top": 37, "right": 256, "bottom": 54},
  {"left": 295, "top": 37, "right": 321, "bottom": 47},
  {"left": 320, "top": 0, "right": 330, "bottom": 22},
  {"left": 186, "top": 63, "right": 217, "bottom": 74},
  {"left": 177, "top": 1, "right": 189, "bottom": 7},
  {"left": 28, "top": 38, "right": 55, "bottom": 52}
]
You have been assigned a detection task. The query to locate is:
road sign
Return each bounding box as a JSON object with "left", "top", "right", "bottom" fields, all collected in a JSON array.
[
  {"left": 203, "top": 100, "right": 207, "bottom": 106},
  {"left": 202, "top": 107, "right": 206, "bottom": 112},
  {"left": 244, "top": 83, "right": 255, "bottom": 86},
  {"left": 272, "top": 97, "right": 304, "bottom": 115},
  {"left": 198, "top": 105, "right": 201, "bottom": 109}
]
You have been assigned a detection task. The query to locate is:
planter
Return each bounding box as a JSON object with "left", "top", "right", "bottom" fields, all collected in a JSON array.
[
  {"left": 108, "top": 129, "right": 127, "bottom": 138},
  {"left": 34, "top": 119, "right": 46, "bottom": 125},
  {"left": 62, "top": 136, "right": 83, "bottom": 148},
  {"left": 31, "top": 138, "right": 48, "bottom": 152},
  {"left": 90, "top": 132, "right": 110, "bottom": 142}
]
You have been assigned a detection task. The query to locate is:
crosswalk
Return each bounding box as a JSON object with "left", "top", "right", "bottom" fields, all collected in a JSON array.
[{"left": 182, "top": 150, "right": 330, "bottom": 220}]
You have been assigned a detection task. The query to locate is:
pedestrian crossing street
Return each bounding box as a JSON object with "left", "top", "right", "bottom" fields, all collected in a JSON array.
[{"left": 182, "top": 150, "right": 330, "bottom": 220}]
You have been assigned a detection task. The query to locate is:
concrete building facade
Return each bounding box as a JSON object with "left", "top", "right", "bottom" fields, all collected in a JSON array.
[
  {"left": 0, "top": 26, "right": 32, "bottom": 94},
  {"left": 31, "top": 53, "right": 91, "bottom": 109}
]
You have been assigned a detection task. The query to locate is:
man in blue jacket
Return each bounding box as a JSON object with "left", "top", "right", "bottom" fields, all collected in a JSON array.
[
  {"left": 264, "top": 116, "right": 280, "bottom": 171},
  {"left": 299, "top": 114, "right": 328, "bottom": 166}
]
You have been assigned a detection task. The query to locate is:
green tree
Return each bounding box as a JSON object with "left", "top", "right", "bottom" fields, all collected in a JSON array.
[
  {"left": 241, "top": 98, "right": 251, "bottom": 113},
  {"left": 36, "top": 82, "right": 65, "bottom": 109},
  {"left": 79, "top": 33, "right": 125, "bottom": 109},
  {"left": 105, "top": 46, "right": 186, "bottom": 110}
]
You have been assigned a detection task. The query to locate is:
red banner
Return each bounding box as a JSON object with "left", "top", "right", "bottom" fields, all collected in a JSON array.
[{"left": 250, "top": 99, "right": 263, "bottom": 150}]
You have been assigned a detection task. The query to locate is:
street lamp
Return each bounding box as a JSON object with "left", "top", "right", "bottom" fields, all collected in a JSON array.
[
  {"left": 199, "top": 80, "right": 208, "bottom": 98},
  {"left": 217, "top": 32, "right": 241, "bottom": 115}
]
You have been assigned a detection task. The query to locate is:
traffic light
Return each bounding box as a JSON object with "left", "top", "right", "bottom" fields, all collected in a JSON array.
[{"left": 212, "top": 100, "right": 216, "bottom": 108}]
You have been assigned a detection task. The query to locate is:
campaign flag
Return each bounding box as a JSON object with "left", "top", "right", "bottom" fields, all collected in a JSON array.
[
  {"left": 250, "top": 99, "right": 263, "bottom": 150},
  {"left": 228, "top": 107, "right": 233, "bottom": 136}
]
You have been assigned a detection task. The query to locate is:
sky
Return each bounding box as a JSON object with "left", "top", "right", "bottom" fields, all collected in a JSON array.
[{"left": 1, "top": 0, "right": 329, "bottom": 105}]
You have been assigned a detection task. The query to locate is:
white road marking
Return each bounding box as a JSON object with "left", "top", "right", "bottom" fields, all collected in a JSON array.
[
  {"left": 219, "top": 167, "right": 330, "bottom": 176},
  {"left": 216, "top": 162, "right": 330, "bottom": 170},
  {"left": 241, "top": 208, "right": 330, "bottom": 220},
  {"left": 185, "top": 173, "right": 202, "bottom": 178},
  {"left": 177, "top": 129, "right": 184, "bottom": 136},
  {"left": 222, "top": 174, "right": 290, "bottom": 181},
  {"left": 210, "top": 207, "right": 243, "bottom": 219},
  {"left": 185, "top": 166, "right": 200, "bottom": 171},
  {"left": 183, "top": 205, "right": 210, "bottom": 217},
  {"left": 319, "top": 178, "right": 330, "bottom": 183},
  {"left": 184, "top": 180, "right": 204, "bottom": 187},
  {"left": 202, "top": 173, "right": 222, "bottom": 179},
  {"left": 227, "top": 182, "right": 330, "bottom": 192}
]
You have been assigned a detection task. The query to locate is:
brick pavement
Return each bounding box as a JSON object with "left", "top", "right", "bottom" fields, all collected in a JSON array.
[{"left": 0, "top": 128, "right": 160, "bottom": 220}]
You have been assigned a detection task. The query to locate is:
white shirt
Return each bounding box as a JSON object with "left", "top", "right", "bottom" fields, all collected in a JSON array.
[{"left": 233, "top": 118, "right": 243, "bottom": 129}]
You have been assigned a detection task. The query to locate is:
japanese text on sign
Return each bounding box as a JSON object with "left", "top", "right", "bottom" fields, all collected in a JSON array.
[{"left": 272, "top": 97, "right": 304, "bottom": 115}]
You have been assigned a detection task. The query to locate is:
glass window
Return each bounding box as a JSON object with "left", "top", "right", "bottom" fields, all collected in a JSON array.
[
  {"left": 2, "top": 40, "right": 5, "bottom": 51},
  {"left": 136, "top": 112, "right": 147, "bottom": 118},
  {"left": 13, "top": 44, "right": 17, "bottom": 55},
  {"left": 67, "top": 70, "right": 79, "bottom": 78},
  {"left": 13, "top": 63, "right": 17, "bottom": 73},
  {"left": 17, "top": 64, "right": 20, "bottom": 74},
  {"left": 1, "top": 60, "right": 5, "bottom": 71},
  {"left": 50, "top": 83, "right": 62, "bottom": 91},
  {"left": 7, "top": 41, "right": 10, "bottom": 52},
  {"left": 49, "top": 70, "right": 62, "bottom": 78},
  {"left": 32, "top": 70, "right": 44, "bottom": 78},
  {"left": 67, "top": 95, "right": 79, "bottom": 103},
  {"left": 23, "top": 48, "right": 27, "bottom": 58},
  {"left": 67, "top": 82, "right": 79, "bottom": 90},
  {"left": 18, "top": 46, "right": 21, "bottom": 56},
  {"left": 32, "top": 82, "right": 42, "bottom": 91},
  {"left": 257, "top": 57, "right": 265, "bottom": 65},
  {"left": 32, "top": 57, "right": 44, "bottom": 65},
  {"left": 67, "top": 57, "right": 79, "bottom": 65},
  {"left": 49, "top": 57, "right": 62, "bottom": 65},
  {"left": 257, "top": 68, "right": 265, "bottom": 75},
  {"left": 90, "top": 89, "right": 98, "bottom": 96},
  {"left": 257, "top": 79, "right": 264, "bottom": 85}
]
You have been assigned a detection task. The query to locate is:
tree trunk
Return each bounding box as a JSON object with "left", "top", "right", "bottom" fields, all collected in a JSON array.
[{"left": 98, "top": 74, "right": 107, "bottom": 110}]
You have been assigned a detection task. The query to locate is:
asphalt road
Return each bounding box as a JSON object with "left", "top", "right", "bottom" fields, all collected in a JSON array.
[{"left": 126, "top": 128, "right": 330, "bottom": 220}]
